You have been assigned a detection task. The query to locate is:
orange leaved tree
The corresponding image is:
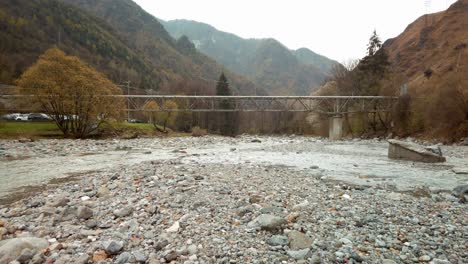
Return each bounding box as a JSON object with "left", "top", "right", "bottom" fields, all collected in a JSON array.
[
  {"left": 16, "top": 48, "right": 125, "bottom": 138},
  {"left": 143, "top": 100, "right": 178, "bottom": 133}
]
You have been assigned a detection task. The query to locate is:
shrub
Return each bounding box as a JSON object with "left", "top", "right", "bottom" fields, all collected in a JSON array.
[{"left": 191, "top": 126, "right": 207, "bottom": 137}]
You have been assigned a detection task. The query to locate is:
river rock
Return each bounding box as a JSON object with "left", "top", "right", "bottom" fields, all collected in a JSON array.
[
  {"left": 248, "top": 214, "right": 286, "bottom": 231},
  {"left": 16, "top": 248, "right": 36, "bottom": 263},
  {"left": 115, "top": 252, "right": 132, "bottom": 264},
  {"left": 113, "top": 206, "right": 133, "bottom": 218},
  {"left": 93, "top": 250, "right": 108, "bottom": 262},
  {"left": 50, "top": 196, "right": 70, "bottom": 207},
  {"left": 267, "top": 235, "right": 289, "bottom": 246},
  {"left": 287, "top": 248, "right": 311, "bottom": 260},
  {"left": 288, "top": 230, "right": 313, "bottom": 250},
  {"left": 75, "top": 254, "right": 89, "bottom": 264},
  {"left": 452, "top": 184, "right": 468, "bottom": 200},
  {"left": 166, "top": 221, "right": 180, "bottom": 233},
  {"left": 76, "top": 206, "right": 93, "bottom": 220},
  {"left": 103, "top": 240, "right": 124, "bottom": 255},
  {"left": 292, "top": 200, "right": 309, "bottom": 211},
  {"left": 0, "top": 237, "right": 48, "bottom": 263},
  {"left": 132, "top": 250, "right": 147, "bottom": 263}
]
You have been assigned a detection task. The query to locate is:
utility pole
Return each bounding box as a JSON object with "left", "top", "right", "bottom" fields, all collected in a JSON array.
[
  {"left": 125, "top": 81, "right": 131, "bottom": 121},
  {"left": 424, "top": 0, "right": 432, "bottom": 27}
]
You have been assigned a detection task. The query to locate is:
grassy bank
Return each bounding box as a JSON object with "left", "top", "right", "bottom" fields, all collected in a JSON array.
[
  {"left": 0, "top": 121, "right": 189, "bottom": 139},
  {"left": 0, "top": 121, "right": 63, "bottom": 139}
]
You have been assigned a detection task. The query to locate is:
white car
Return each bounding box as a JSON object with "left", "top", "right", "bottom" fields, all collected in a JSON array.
[
  {"left": 2, "top": 113, "right": 21, "bottom": 120},
  {"left": 15, "top": 114, "right": 30, "bottom": 121}
]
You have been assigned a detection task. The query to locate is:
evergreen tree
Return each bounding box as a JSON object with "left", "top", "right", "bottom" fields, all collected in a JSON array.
[
  {"left": 367, "top": 30, "right": 382, "bottom": 56},
  {"left": 216, "top": 72, "right": 231, "bottom": 96},
  {"left": 216, "top": 72, "right": 237, "bottom": 136},
  {"left": 356, "top": 30, "right": 390, "bottom": 95}
]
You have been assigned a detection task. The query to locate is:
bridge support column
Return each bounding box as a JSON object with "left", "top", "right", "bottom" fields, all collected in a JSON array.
[{"left": 329, "top": 115, "right": 343, "bottom": 140}]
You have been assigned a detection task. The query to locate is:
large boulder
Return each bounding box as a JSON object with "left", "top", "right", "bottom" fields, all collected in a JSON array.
[
  {"left": 388, "top": 140, "right": 446, "bottom": 163},
  {"left": 452, "top": 185, "right": 468, "bottom": 202},
  {"left": 0, "top": 237, "right": 49, "bottom": 263}
]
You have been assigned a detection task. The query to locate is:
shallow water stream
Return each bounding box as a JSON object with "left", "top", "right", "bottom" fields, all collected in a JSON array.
[{"left": 1, "top": 137, "right": 467, "bottom": 199}]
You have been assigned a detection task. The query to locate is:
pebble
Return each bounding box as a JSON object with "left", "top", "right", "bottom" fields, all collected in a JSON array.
[
  {"left": 248, "top": 214, "right": 286, "bottom": 231},
  {"left": 267, "top": 235, "right": 288, "bottom": 246},
  {"left": 166, "top": 221, "right": 180, "bottom": 233},
  {"left": 76, "top": 206, "right": 93, "bottom": 220},
  {"left": 288, "top": 231, "right": 313, "bottom": 250},
  {"left": 287, "top": 249, "right": 310, "bottom": 260},
  {"left": 113, "top": 206, "right": 133, "bottom": 218},
  {"left": 102, "top": 240, "right": 124, "bottom": 255}
]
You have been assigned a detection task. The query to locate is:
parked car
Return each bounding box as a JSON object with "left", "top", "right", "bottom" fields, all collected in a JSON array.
[
  {"left": 28, "top": 113, "right": 52, "bottom": 121},
  {"left": 1, "top": 113, "right": 21, "bottom": 120},
  {"left": 15, "top": 114, "right": 29, "bottom": 121},
  {"left": 127, "top": 118, "right": 145, "bottom": 123}
]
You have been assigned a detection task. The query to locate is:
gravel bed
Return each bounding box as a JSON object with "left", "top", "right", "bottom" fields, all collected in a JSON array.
[{"left": 0, "top": 137, "right": 466, "bottom": 263}]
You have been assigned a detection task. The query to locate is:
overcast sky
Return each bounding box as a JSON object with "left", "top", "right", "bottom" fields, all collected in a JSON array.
[{"left": 134, "top": 0, "right": 456, "bottom": 62}]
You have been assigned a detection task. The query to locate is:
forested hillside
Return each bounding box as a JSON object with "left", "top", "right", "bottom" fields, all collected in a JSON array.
[
  {"left": 0, "top": 0, "right": 157, "bottom": 87},
  {"left": 162, "top": 19, "right": 338, "bottom": 95},
  {"left": 315, "top": 0, "right": 467, "bottom": 140},
  {"left": 0, "top": 0, "right": 260, "bottom": 95}
]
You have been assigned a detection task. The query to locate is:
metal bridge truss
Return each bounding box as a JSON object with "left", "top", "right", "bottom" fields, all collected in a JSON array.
[
  {"left": 121, "top": 95, "right": 398, "bottom": 115},
  {"left": 0, "top": 95, "right": 399, "bottom": 115}
]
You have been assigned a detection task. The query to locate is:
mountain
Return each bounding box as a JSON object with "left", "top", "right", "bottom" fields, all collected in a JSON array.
[
  {"left": 162, "top": 19, "right": 338, "bottom": 95},
  {"left": 293, "top": 48, "right": 339, "bottom": 73},
  {"left": 383, "top": 0, "right": 468, "bottom": 137},
  {"left": 0, "top": 0, "right": 260, "bottom": 95}
]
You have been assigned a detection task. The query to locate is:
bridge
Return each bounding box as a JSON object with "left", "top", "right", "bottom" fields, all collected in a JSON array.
[
  {"left": 122, "top": 95, "right": 398, "bottom": 139},
  {"left": 121, "top": 95, "right": 397, "bottom": 113},
  {"left": 1, "top": 94, "right": 399, "bottom": 139}
]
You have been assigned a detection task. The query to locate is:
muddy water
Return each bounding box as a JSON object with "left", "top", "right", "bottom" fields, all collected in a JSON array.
[{"left": 0, "top": 137, "right": 467, "bottom": 199}]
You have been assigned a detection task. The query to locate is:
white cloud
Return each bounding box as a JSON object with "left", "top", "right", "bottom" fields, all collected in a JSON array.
[{"left": 135, "top": 0, "right": 456, "bottom": 62}]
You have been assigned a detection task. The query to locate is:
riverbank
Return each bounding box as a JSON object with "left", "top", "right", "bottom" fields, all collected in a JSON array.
[{"left": 0, "top": 136, "right": 467, "bottom": 263}]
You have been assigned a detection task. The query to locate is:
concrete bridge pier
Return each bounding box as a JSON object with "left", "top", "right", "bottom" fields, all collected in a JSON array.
[{"left": 329, "top": 115, "right": 343, "bottom": 140}]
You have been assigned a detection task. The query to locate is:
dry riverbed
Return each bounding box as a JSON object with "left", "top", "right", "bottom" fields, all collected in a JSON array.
[{"left": 0, "top": 136, "right": 467, "bottom": 263}]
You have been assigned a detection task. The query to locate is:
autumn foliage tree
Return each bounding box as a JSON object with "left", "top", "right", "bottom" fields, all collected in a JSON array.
[
  {"left": 16, "top": 48, "right": 125, "bottom": 138},
  {"left": 143, "top": 100, "right": 178, "bottom": 133}
]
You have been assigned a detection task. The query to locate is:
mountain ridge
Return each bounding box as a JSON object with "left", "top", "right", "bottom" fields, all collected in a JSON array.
[
  {"left": 0, "top": 0, "right": 261, "bottom": 95},
  {"left": 161, "top": 19, "right": 339, "bottom": 95}
]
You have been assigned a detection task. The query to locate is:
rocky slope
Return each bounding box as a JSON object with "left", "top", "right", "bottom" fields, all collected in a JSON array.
[
  {"left": 383, "top": 0, "right": 468, "bottom": 89},
  {"left": 162, "top": 19, "right": 339, "bottom": 95},
  {"left": 382, "top": 0, "right": 468, "bottom": 137}
]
